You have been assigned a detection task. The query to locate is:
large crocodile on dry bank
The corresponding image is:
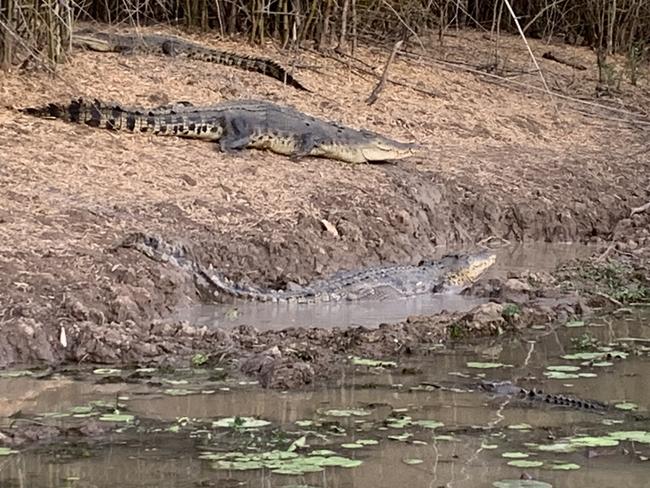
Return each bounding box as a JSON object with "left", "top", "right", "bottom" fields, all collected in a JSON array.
[
  {"left": 72, "top": 27, "right": 308, "bottom": 91},
  {"left": 121, "top": 233, "right": 496, "bottom": 303},
  {"left": 21, "top": 98, "right": 418, "bottom": 164}
]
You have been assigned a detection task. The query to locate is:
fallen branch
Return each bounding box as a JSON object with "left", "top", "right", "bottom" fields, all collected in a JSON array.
[
  {"left": 366, "top": 39, "right": 402, "bottom": 106},
  {"left": 542, "top": 51, "right": 587, "bottom": 71}
]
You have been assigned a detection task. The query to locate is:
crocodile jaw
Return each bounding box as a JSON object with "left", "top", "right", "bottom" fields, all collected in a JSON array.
[
  {"left": 441, "top": 251, "right": 497, "bottom": 291},
  {"left": 360, "top": 139, "right": 418, "bottom": 162}
]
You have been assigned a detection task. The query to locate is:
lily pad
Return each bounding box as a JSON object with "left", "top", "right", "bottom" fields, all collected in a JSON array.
[
  {"left": 164, "top": 389, "right": 195, "bottom": 396},
  {"left": 543, "top": 371, "right": 580, "bottom": 380},
  {"left": 212, "top": 417, "right": 271, "bottom": 429},
  {"left": 466, "top": 362, "right": 512, "bottom": 369},
  {"left": 564, "top": 320, "right": 585, "bottom": 328},
  {"left": 98, "top": 413, "right": 135, "bottom": 423},
  {"left": 340, "top": 443, "right": 364, "bottom": 449},
  {"left": 321, "top": 408, "right": 371, "bottom": 417},
  {"left": 545, "top": 365, "right": 581, "bottom": 372},
  {"left": 493, "top": 481, "right": 552, "bottom": 488},
  {"left": 507, "top": 460, "right": 543, "bottom": 468},
  {"left": 549, "top": 462, "right": 580, "bottom": 470},
  {"left": 413, "top": 420, "right": 444, "bottom": 429},
  {"left": 569, "top": 436, "right": 619, "bottom": 448},
  {"left": 0, "top": 447, "right": 19, "bottom": 456},
  {"left": 608, "top": 431, "right": 650, "bottom": 443},
  {"left": 403, "top": 458, "right": 424, "bottom": 465},
  {"left": 350, "top": 357, "right": 397, "bottom": 368},
  {"left": 0, "top": 370, "right": 33, "bottom": 378},
  {"left": 92, "top": 368, "right": 122, "bottom": 376},
  {"left": 501, "top": 452, "right": 529, "bottom": 459},
  {"left": 508, "top": 423, "right": 532, "bottom": 430},
  {"left": 614, "top": 402, "right": 638, "bottom": 411}
]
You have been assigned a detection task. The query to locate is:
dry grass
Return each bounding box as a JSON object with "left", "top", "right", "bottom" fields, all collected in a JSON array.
[{"left": 0, "top": 26, "right": 648, "bottom": 262}]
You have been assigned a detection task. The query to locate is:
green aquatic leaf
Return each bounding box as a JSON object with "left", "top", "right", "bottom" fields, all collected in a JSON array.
[
  {"left": 481, "top": 443, "right": 499, "bottom": 449},
  {"left": 608, "top": 431, "right": 650, "bottom": 443},
  {"left": 549, "top": 462, "right": 580, "bottom": 470},
  {"left": 356, "top": 439, "right": 379, "bottom": 446},
  {"left": 295, "top": 420, "right": 313, "bottom": 427},
  {"left": 0, "top": 370, "right": 33, "bottom": 378},
  {"left": 533, "top": 443, "right": 576, "bottom": 453},
  {"left": 387, "top": 432, "right": 413, "bottom": 441},
  {"left": 569, "top": 436, "right": 619, "bottom": 448},
  {"left": 561, "top": 351, "right": 627, "bottom": 361},
  {"left": 507, "top": 460, "right": 544, "bottom": 468},
  {"left": 0, "top": 447, "right": 19, "bottom": 456},
  {"left": 545, "top": 365, "right": 581, "bottom": 372},
  {"left": 212, "top": 417, "right": 271, "bottom": 429},
  {"left": 164, "top": 389, "right": 195, "bottom": 396},
  {"left": 433, "top": 435, "right": 457, "bottom": 441},
  {"left": 403, "top": 458, "right": 424, "bottom": 465},
  {"left": 287, "top": 435, "right": 307, "bottom": 452},
  {"left": 590, "top": 361, "right": 613, "bottom": 367},
  {"left": 321, "top": 408, "right": 371, "bottom": 417},
  {"left": 507, "top": 423, "right": 532, "bottom": 430},
  {"left": 350, "top": 357, "right": 397, "bottom": 368},
  {"left": 578, "top": 372, "right": 598, "bottom": 378},
  {"left": 466, "top": 362, "right": 512, "bottom": 369},
  {"left": 413, "top": 420, "right": 444, "bottom": 429},
  {"left": 501, "top": 452, "right": 529, "bottom": 459},
  {"left": 69, "top": 406, "right": 93, "bottom": 414},
  {"left": 341, "top": 443, "right": 363, "bottom": 449},
  {"left": 98, "top": 413, "right": 135, "bottom": 423},
  {"left": 614, "top": 402, "right": 638, "bottom": 411},
  {"left": 92, "top": 368, "right": 122, "bottom": 376},
  {"left": 493, "top": 480, "right": 552, "bottom": 488},
  {"left": 564, "top": 320, "right": 585, "bottom": 328},
  {"left": 543, "top": 371, "right": 580, "bottom": 380},
  {"left": 309, "top": 449, "right": 337, "bottom": 456}
]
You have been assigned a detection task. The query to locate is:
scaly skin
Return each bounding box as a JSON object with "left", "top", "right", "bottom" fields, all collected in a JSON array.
[
  {"left": 478, "top": 380, "right": 609, "bottom": 412},
  {"left": 72, "top": 29, "right": 309, "bottom": 91},
  {"left": 20, "top": 98, "right": 418, "bottom": 164},
  {"left": 120, "top": 233, "right": 496, "bottom": 303}
]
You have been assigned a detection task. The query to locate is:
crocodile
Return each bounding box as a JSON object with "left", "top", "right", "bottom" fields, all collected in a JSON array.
[
  {"left": 20, "top": 97, "right": 418, "bottom": 164},
  {"left": 121, "top": 233, "right": 496, "bottom": 303},
  {"left": 477, "top": 380, "right": 609, "bottom": 412},
  {"left": 72, "top": 28, "right": 308, "bottom": 91}
]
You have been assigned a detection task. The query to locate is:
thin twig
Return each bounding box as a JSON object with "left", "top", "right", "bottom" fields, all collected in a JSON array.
[
  {"left": 631, "top": 201, "right": 650, "bottom": 216},
  {"left": 366, "top": 39, "right": 402, "bottom": 105},
  {"left": 502, "top": 0, "right": 557, "bottom": 114}
]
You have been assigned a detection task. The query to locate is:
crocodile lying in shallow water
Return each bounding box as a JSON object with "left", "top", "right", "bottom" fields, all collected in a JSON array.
[
  {"left": 21, "top": 98, "right": 418, "bottom": 164},
  {"left": 73, "top": 28, "right": 308, "bottom": 91},
  {"left": 477, "top": 380, "right": 609, "bottom": 412},
  {"left": 121, "top": 233, "right": 496, "bottom": 303}
]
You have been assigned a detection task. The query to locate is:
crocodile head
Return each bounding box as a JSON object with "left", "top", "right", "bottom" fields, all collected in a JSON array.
[
  {"left": 437, "top": 250, "right": 497, "bottom": 292},
  {"left": 359, "top": 136, "right": 419, "bottom": 162}
]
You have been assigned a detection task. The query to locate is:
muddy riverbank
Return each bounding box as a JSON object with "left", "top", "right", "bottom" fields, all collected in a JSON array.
[{"left": 0, "top": 26, "right": 649, "bottom": 381}]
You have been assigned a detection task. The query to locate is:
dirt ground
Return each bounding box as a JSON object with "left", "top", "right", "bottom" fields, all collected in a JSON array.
[{"left": 0, "top": 25, "right": 649, "bottom": 386}]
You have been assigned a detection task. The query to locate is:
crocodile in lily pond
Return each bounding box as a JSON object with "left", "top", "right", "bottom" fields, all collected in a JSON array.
[
  {"left": 21, "top": 98, "right": 418, "bottom": 164},
  {"left": 478, "top": 380, "right": 609, "bottom": 412},
  {"left": 120, "top": 233, "right": 496, "bottom": 303},
  {"left": 72, "top": 28, "right": 308, "bottom": 91}
]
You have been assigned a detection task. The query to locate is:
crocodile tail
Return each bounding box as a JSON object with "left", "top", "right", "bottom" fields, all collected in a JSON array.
[
  {"left": 21, "top": 98, "right": 126, "bottom": 128},
  {"left": 237, "top": 55, "right": 308, "bottom": 92},
  {"left": 201, "top": 267, "right": 284, "bottom": 302}
]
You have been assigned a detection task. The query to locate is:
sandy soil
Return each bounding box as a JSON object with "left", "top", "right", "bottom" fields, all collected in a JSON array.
[{"left": 0, "top": 25, "right": 648, "bottom": 384}]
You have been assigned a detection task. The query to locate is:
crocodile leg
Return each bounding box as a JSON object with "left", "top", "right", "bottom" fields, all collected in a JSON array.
[
  {"left": 289, "top": 134, "right": 317, "bottom": 161},
  {"left": 218, "top": 116, "right": 253, "bottom": 152}
]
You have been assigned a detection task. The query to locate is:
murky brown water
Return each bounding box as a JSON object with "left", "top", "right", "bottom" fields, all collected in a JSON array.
[
  {"left": 175, "top": 242, "right": 594, "bottom": 330},
  {"left": 1, "top": 308, "right": 648, "bottom": 488}
]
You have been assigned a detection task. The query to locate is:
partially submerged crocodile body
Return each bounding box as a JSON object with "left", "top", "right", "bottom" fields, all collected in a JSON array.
[
  {"left": 21, "top": 98, "right": 417, "bottom": 164},
  {"left": 72, "top": 28, "right": 308, "bottom": 91},
  {"left": 477, "top": 380, "right": 609, "bottom": 412},
  {"left": 121, "top": 233, "right": 496, "bottom": 303}
]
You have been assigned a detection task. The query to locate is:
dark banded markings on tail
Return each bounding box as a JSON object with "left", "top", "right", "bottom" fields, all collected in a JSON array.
[
  {"left": 126, "top": 114, "right": 136, "bottom": 131},
  {"left": 87, "top": 103, "right": 102, "bottom": 128},
  {"left": 67, "top": 100, "right": 82, "bottom": 123}
]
